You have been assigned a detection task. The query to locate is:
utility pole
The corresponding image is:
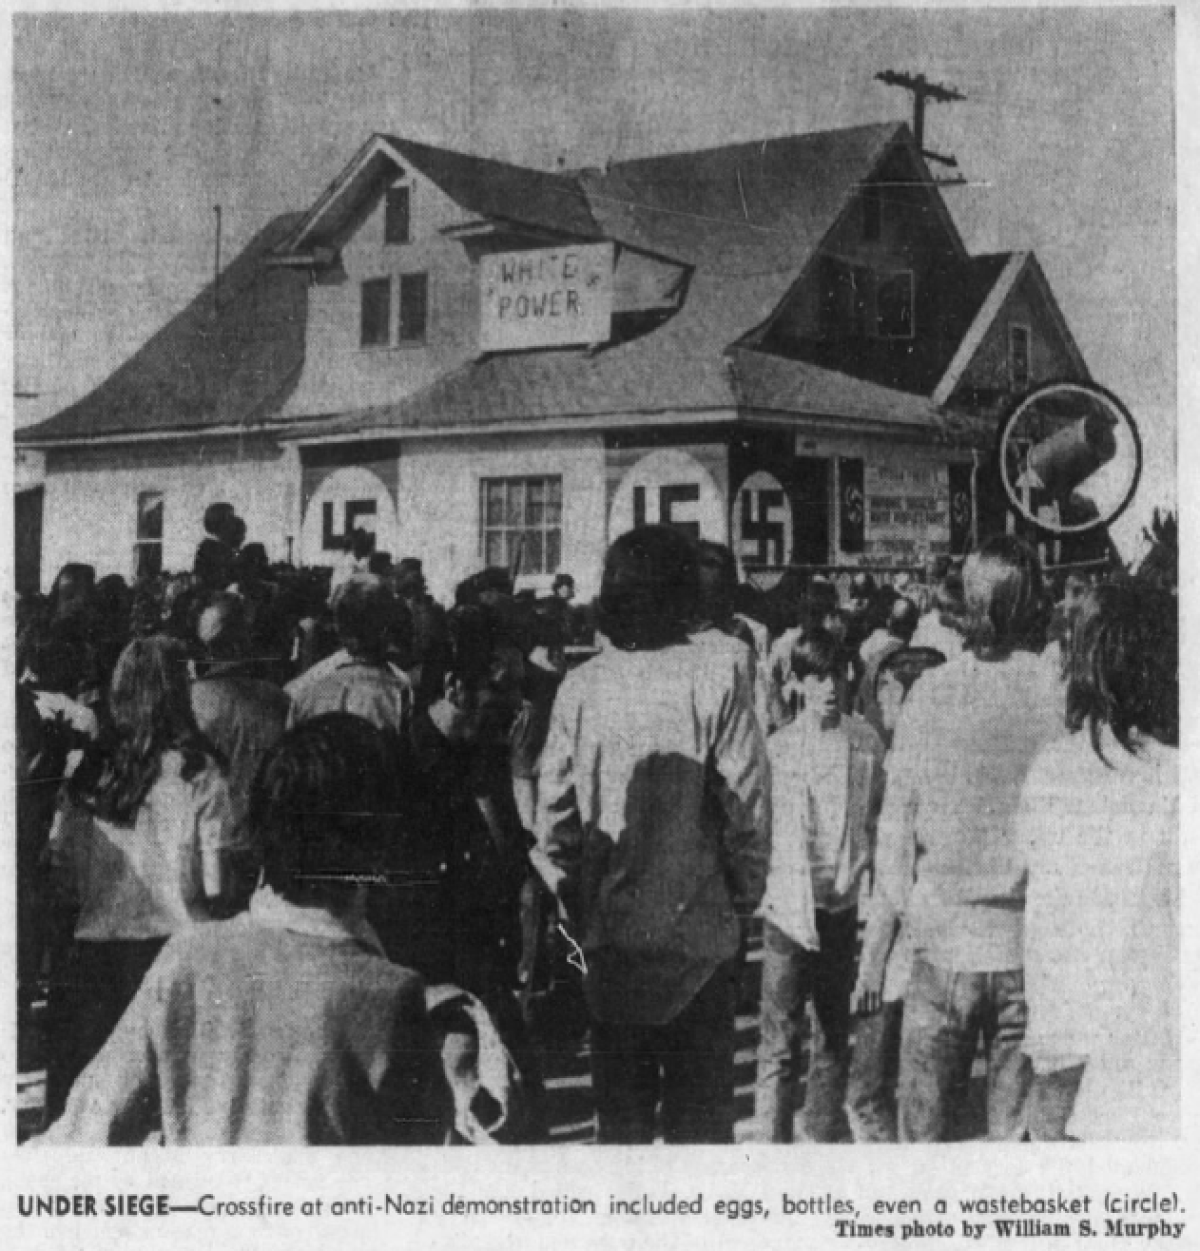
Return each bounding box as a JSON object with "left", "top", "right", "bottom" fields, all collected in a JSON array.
[
  {"left": 213, "top": 205, "right": 223, "bottom": 314},
  {"left": 875, "top": 70, "right": 967, "bottom": 185}
]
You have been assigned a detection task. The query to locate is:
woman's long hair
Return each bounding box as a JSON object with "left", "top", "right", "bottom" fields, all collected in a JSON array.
[
  {"left": 1065, "top": 579, "right": 1178, "bottom": 763},
  {"left": 960, "top": 535, "right": 1049, "bottom": 657},
  {"left": 70, "top": 635, "right": 218, "bottom": 824}
]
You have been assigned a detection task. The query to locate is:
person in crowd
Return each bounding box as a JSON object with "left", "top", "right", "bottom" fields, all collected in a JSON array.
[
  {"left": 873, "top": 535, "right": 1063, "bottom": 1141},
  {"left": 755, "top": 628, "right": 886, "bottom": 1142},
  {"left": 552, "top": 572, "right": 575, "bottom": 603},
  {"left": 377, "top": 618, "right": 547, "bottom": 1140},
  {"left": 911, "top": 560, "right": 966, "bottom": 661},
  {"left": 848, "top": 646, "right": 948, "bottom": 1143},
  {"left": 330, "top": 527, "right": 376, "bottom": 598},
  {"left": 843, "top": 571, "right": 878, "bottom": 657},
  {"left": 193, "top": 502, "right": 245, "bottom": 593},
  {"left": 691, "top": 540, "right": 770, "bottom": 729},
  {"left": 765, "top": 580, "right": 840, "bottom": 731},
  {"left": 285, "top": 573, "right": 412, "bottom": 735},
  {"left": 43, "top": 635, "right": 240, "bottom": 1123},
  {"left": 855, "top": 596, "right": 921, "bottom": 734},
  {"left": 35, "top": 714, "right": 448, "bottom": 1146},
  {"left": 92, "top": 574, "right": 133, "bottom": 689},
  {"left": 191, "top": 594, "right": 290, "bottom": 904},
  {"left": 1042, "top": 570, "right": 1091, "bottom": 682},
  {"left": 537, "top": 525, "right": 770, "bottom": 1144},
  {"left": 391, "top": 557, "right": 452, "bottom": 711},
  {"left": 368, "top": 550, "right": 393, "bottom": 577},
  {"left": 509, "top": 610, "right": 566, "bottom": 833},
  {"left": 1020, "top": 580, "right": 1178, "bottom": 1141}
]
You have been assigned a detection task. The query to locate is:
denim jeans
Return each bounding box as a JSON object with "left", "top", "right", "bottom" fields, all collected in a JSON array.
[
  {"left": 847, "top": 1000, "right": 904, "bottom": 1143},
  {"left": 755, "top": 911, "right": 858, "bottom": 1143},
  {"left": 590, "top": 961, "right": 737, "bottom": 1144},
  {"left": 898, "top": 954, "right": 1032, "bottom": 1142}
]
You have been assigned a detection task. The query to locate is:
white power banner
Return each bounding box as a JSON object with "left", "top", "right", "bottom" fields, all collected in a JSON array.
[{"left": 480, "top": 243, "right": 614, "bottom": 352}]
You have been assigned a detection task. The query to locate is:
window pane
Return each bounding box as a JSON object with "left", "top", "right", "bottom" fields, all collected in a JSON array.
[
  {"left": 136, "top": 542, "right": 162, "bottom": 579},
  {"left": 385, "top": 186, "right": 410, "bottom": 245},
  {"left": 505, "top": 480, "right": 524, "bottom": 526},
  {"left": 546, "top": 477, "right": 562, "bottom": 524},
  {"left": 399, "top": 272, "right": 428, "bottom": 341},
  {"left": 137, "top": 492, "right": 163, "bottom": 541},
  {"left": 545, "top": 528, "right": 562, "bottom": 574},
  {"left": 485, "top": 480, "right": 505, "bottom": 526},
  {"left": 525, "top": 530, "right": 544, "bottom": 574},
  {"left": 361, "top": 278, "right": 391, "bottom": 347},
  {"left": 485, "top": 532, "right": 506, "bottom": 567},
  {"left": 505, "top": 531, "right": 522, "bottom": 573},
  {"left": 527, "top": 478, "right": 545, "bottom": 525}
]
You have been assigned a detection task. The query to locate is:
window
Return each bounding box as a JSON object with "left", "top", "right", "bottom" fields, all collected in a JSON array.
[
  {"left": 398, "top": 273, "right": 429, "bottom": 343},
  {"left": 480, "top": 476, "right": 562, "bottom": 575},
  {"left": 360, "top": 278, "right": 391, "bottom": 347},
  {"left": 1010, "top": 324, "right": 1031, "bottom": 392},
  {"left": 862, "top": 184, "right": 883, "bottom": 242},
  {"left": 875, "top": 271, "right": 914, "bottom": 339},
  {"left": 134, "top": 490, "right": 163, "bottom": 578},
  {"left": 384, "top": 186, "right": 411, "bottom": 245},
  {"left": 820, "top": 257, "right": 870, "bottom": 339}
]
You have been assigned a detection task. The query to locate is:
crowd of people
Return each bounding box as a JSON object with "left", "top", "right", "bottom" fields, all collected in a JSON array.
[{"left": 15, "top": 503, "right": 1179, "bottom": 1146}]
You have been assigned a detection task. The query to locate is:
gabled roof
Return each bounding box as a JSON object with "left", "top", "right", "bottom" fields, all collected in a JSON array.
[
  {"left": 582, "top": 121, "right": 936, "bottom": 274},
  {"left": 279, "top": 133, "right": 602, "bottom": 255},
  {"left": 22, "top": 122, "right": 1041, "bottom": 449},
  {"left": 17, "top": 214, "right": 308, "bottom": 445},
  {"left": 932, "top": 251, "right": 1090, "bottom": 404}
]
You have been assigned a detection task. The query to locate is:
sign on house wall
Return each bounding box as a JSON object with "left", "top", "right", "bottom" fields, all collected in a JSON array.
[
  {"left": 301, "top": 466, "right": 398, "bottom": 564},
  {"left": 480, "top": 243, "right": 614, "bottom": 351},
  {"left": 608, "top": 448, "right": 725, "bottom": 542},
  {"left": 865, "top": 462, "right": 950, "bottom": 564},
  {"left": 733, "top": 471, "right": 793, "bottom": 571}
]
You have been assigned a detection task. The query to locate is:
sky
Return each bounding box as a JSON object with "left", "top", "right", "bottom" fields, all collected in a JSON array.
[{"left": 10, "top": 3, "right": 1177, "bottom": 555}]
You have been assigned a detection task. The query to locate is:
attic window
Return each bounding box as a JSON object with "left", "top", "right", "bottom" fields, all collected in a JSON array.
[
  {"left": 862, "top": 184, "right": 883, "bottom": 242},
  {"left": 1010, "top": 324, "right": 1031, "bottom": 392},
  {"left": 398, "top": 273, "right": 429, "bottom": 342},
  {"left": 361, "top": 278, "right": 391, "bottom": 347},
  {"left": 385, "top": 186, "right": 411, "bottom": 245},
  {"left": 875, "top": 271, "right": 914, "bottom": 339}
]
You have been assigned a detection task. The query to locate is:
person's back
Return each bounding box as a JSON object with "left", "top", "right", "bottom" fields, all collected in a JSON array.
[
  {"left": 893, "top": 649, "right": 1063, "bottom": 959},
  {"left": 537, "top": 526, "right": 769, "bottom": 1145},
  {"left": 875, "top": 536, "right": 1062, "bottom": 1142},
  {"left": 50, "top": 911, "right": 437, "bottom": 1145},
  {"left": 541, "top": 630, "right": 767, "bottom": 1024},
  {"left": 287, "top": 575, "right": 411, "bottom": 733},
  {"left": 37, "top": 713, "right": 447, "bottom": 1147}
]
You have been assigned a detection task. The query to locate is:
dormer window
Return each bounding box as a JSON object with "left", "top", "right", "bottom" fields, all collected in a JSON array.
[
  {"left": 1010, "top": 324, "right": 1031, "bottom": 391},
  {"left": 385, "top": 186, "right": 411, "bottom": 245}
]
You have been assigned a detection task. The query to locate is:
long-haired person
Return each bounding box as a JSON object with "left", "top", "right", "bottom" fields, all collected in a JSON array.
[
  {"left": 873, "top": 535, "right": 1063, "bottom": 1141},
  {"left": 536, "top": 526, "right": 770, "bottom": 1144},
  {"left": 44, "top": 635, "right": 240, "bottom": 1123},
  {"left": 1020, "top": 579, "right": 1179, "bottom": 1140},
  {"left": 36, "top": 715, "right": 447, "bottom": 1146}
]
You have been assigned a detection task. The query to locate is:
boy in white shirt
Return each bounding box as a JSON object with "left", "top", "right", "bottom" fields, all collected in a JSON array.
[{"left": 756, "top": 629, "right": 885, "bottom": 1142}]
